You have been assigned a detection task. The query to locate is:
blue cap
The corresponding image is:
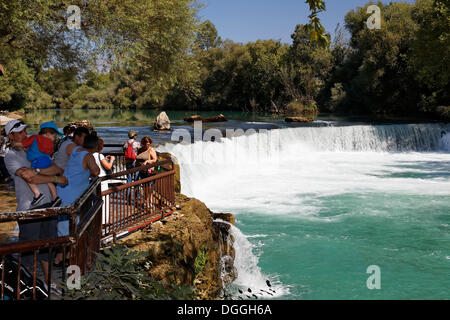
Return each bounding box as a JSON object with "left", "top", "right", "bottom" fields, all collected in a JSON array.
[{"left": 40, "top": 122, "right": 63, "bottom": 135}]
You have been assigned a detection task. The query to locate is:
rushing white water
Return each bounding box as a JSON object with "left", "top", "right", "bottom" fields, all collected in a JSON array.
[
  {"left": 215, "top": 219, "right": 289, "bottom": 298},
  {"left": 159, "top": 123, "right": 450, "bottom": 297}
]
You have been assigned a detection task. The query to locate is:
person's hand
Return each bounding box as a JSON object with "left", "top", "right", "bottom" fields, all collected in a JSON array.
[
  {"left": 17, "top": 168, "right": 38, "bottom": 181},
  {"left": 57, "top": 176, "right": 68, "bottom": 186},
  {"left": 108, "top": 155, "right": 115, "bottom": 162}
]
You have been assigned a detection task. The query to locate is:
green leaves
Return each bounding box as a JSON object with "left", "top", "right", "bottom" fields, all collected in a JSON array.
[
  {"left": 305, "top": 0, "right": 329, "bottom": 47},
  {"left": 62, "top": 244, "right": 194, "bottom": 300}
]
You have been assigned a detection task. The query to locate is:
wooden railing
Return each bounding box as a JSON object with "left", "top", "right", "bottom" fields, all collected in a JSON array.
[
  {"left": 100, "top": 158, "right": 176, "bottom": 240},
  {"left": 0, "top": 178, "right": 103, "bottom": 300},
  {"left": 0, "top": 146, "right": 176, "bottom": 300}
]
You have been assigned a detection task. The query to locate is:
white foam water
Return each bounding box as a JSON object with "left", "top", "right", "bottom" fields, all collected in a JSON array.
[
  {"left": 216, "top": 219, "right": 289, "bottom": 298},
  {"left": 159, "top": 123, "right": 450, "bottom": 298}
]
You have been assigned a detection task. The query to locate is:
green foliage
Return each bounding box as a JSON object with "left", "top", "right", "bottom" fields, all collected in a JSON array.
[
  {"left": 0, "top": 58, "right": 37, "bottom": 108},
  {"left": 411, "top": 0, "right": 450, "bottom": 89},
  {"left": 195, "top": 20, "right": 222, "bottom": 51},
  {"left": 304, "top": 0, "right": 329, "bottom": 47},
  {"left": 284, "top": 24, "right": 332, "bottom": 106},
  {"left": 62, "top": 244, "right": 194, "bottom": 300},
  {"left": 1, "top": 0, "right": 447, "bottom": 120},
  {"left": 285, "top": 101, "right": 318, "bottom": 116},
  {"left": 319, "top": 0, "right": 448, "bottom": 119},
  {"left": 194, "top": 248, "right": 208, "bottom": 278}
]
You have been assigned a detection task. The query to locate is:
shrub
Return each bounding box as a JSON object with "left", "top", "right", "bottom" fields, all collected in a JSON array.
[
  {"left": 285, "top": 100, "right": 318, "bottom": 116},
  {"left": 61, "top": 244, "right": 194, "bottom": 300},
  {"left": 435, "top": 106, "right": 450, "bottom": 121},
  {"left": 194, "top": 248, "right": 208, "bottom": 279}
]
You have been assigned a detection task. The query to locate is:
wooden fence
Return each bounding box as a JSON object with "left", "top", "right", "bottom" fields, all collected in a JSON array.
[{"left": 0, "top": 147, "right": 176, "bottom": 300}]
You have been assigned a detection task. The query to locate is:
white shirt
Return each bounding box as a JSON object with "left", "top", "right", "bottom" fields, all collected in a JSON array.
[{"left": 93, "top": 152, "right": 107, "bottom": 177}]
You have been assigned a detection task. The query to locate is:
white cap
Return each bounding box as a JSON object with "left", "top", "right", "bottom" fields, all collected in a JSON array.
[{"left": 5, "top": 120, "right": 27, "bottom": 135}]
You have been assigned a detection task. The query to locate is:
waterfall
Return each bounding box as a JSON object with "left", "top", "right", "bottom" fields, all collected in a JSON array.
[
  {"left": 160, "top": 123, "right": 450, "bottom": 197},
  {"left": 215, "top": 219, "right": 289, "bottom": 299},
  {"left": 158, "top": 122, "right": 450, "bottom": 299}
]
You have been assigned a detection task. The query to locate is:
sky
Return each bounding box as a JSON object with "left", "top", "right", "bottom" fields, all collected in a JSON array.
[{"left": 198, "top": 0, "right": 417, "bottom": 44}]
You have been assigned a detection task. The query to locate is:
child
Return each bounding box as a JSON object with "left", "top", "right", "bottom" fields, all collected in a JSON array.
[{"left": 21, "top": 122, "right": 63, "bottom": 208}]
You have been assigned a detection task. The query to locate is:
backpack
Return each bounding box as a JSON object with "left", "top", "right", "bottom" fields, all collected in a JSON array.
[
  {"left": 124, "top": 142, "right": 137, "bottom": 160},
  {"left": 0, "top": 255, "right": 49, "bottom": 300}
]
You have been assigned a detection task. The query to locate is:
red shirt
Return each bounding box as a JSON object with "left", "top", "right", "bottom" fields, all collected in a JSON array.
[{"left": 23, "top": 135, "right": 54, "bottom": 155}]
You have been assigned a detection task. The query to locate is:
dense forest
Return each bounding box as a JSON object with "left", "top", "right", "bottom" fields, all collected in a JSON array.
[{"left": 0, "top": 0, "right": 448, "bottom": 120}]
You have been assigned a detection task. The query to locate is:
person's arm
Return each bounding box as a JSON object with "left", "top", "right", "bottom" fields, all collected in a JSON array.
[
  {"left": 100, "top": 154, "right": 115, "bottom": 171},
  {"left": 5, "top": 152, "right": 67, "bottom": 186},
  {"left": 40, "top": 163, "right": 64, "bottom": 176},
  {"left": 16, "top": 168, "right": 68, "bottom": 186},
  {"left": 85, "top": 154, "right": 100, "bottom": 177},
  {"left": 66, "top": 142, "right": 76, "bottom": 157}
]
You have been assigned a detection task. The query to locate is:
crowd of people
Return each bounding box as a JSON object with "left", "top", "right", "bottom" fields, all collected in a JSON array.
[{"left": 0, "top": 119, "right": 158, "bottom": 288}]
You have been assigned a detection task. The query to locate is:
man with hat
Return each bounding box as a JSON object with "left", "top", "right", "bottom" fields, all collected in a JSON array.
[
  {"left": 4, "top": 120, "right": 68, "bottom": 285},
  {"left": 123, "top": 130, "right": 141, "bottom": 184},
  {"left": 20, "top": 122, "right": 64, "bottom": 208}
]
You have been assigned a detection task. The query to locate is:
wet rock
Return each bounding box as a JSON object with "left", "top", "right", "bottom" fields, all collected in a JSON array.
[
  {"left": 119, "top": 195, "right": 236, "bottom": 300},
  {"left": 184, "top": 114, "right": 227, "bottom": 123},
  {"left": 212, "top": 213, "right": 235, "bottom": 225},
  {"left": 184, "top": 115, "right": 203, "bottom": 122},
  {"left": 285, "top": 116, "right": 314, "bottom": 123},
  {"left": 154, "top": 111, "right": 171, "bottom": 130},
  {"left": 69, "top": 120, "right": 94, "bottom": 131}
]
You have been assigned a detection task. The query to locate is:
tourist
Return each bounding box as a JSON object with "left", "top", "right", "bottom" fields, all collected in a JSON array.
[
  {"left": 54, "top": 126, "right": 89, "bottom": 171},
  {"left": 3, "top": 119, "right": 68, "bottom": 285},
  {"left": 123, "top": 130, "right": 141, "bottom": 183},
  {"left": 136, "top": 136, "right": 158, "bottom": 179},
  {"left": 135, "top": 137, "right": 158, "bottom": 211},
  {"left": 56, "top": 134, "right": 100, "bottom": 237},
  {"left": 54, "top": 125, "right": 76, "bottom": 153},
  {"left": 93, "top": 138, "right": 115, "bottom": 177},
  {"left": 19, "top": 122, "right": 63, "bottom": 208},
  {"left": 93, "top": 137, "right": 121, "bottom": 226}
]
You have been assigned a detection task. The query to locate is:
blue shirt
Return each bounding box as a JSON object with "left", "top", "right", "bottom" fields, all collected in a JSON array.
[{"left": 56, "top": 146, "right": 91, "bottom": 206}]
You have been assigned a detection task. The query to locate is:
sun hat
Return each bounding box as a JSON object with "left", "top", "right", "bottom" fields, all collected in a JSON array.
[
  {"left": 128, "top": 130, "right": 138, "bottom": 139},
  {"left": 40, "top": 122, "right": 64, "bottom": 135},
  {"left": 5, "top": 120, "right": 28, "bottom": 135}
]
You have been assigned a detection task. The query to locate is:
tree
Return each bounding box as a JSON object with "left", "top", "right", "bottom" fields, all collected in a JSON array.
[
  {"left": 195, "top": 20, "right": 222, "bottom": 51},
  {"left": 410, "top": 0, "right": 450, "bottom": 111},
  {"left": 0, "top": 0, "right": 201, "bottom": 109},
  {"left": 304, "top": 0, "right": 329, "bottom": 46},
  {"left": 284, "top": 24, "right": 332, "bottom": 107}
]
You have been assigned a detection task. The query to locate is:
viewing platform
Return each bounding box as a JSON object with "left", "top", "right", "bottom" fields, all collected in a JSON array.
[{"left": 0, "top": 145, "right": 177, "bottom": 300}]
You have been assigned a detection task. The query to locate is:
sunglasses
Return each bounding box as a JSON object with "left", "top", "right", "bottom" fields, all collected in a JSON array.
[{"left": 7, "top": 121, "right": 26, "bottom": 135}]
